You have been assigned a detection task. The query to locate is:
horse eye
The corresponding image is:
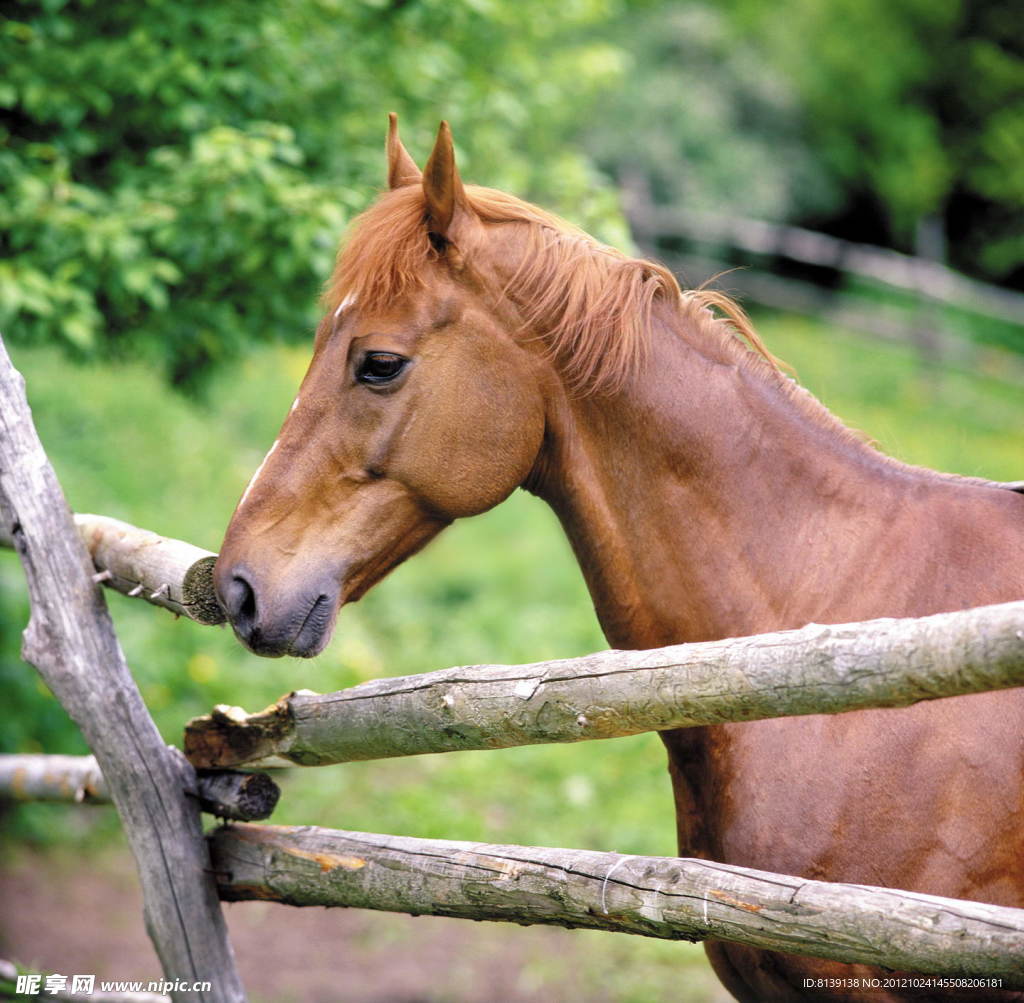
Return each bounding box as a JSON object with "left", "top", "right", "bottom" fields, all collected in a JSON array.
[{"left": 356, "top": 352, "right": 408, "bottom": 385}]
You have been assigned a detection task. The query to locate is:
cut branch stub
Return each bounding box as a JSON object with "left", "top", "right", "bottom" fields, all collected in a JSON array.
[
  {"left": 195, "top": 770, "right": 281, "bottom": 822},
  {"left": 181, "top": 554, "right": 222, "bottom": 624},
  {"left": 185, "top": 699, "right": 296, "bottom": 769}
]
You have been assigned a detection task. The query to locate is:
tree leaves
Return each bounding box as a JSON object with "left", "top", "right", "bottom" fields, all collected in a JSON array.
[{"left": 1, "top": 0, "right": 630, "bottom": 390}]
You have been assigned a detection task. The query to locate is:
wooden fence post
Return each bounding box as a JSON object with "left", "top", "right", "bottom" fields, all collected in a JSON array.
[{"left": 0, "top": 336, "right": 245, "bottom": 1003}]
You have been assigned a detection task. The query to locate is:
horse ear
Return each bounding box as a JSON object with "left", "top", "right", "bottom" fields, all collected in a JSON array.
[
  {"left": 387, "top": 113, "right": 421, "bottom": 189},
  {"left": 422, "top": 120, "right": 466, "bottom": 239}
]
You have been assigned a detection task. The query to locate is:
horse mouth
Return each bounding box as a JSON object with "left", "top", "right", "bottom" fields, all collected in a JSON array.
[{"left": 285, "top": 593, "right": 337, "bottom": 658}]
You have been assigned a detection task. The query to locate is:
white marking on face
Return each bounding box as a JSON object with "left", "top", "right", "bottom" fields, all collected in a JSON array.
[
  {"left": 334, "top": 293, "right": 357, "bottom": 318},
  {"left": 290, "top": 395, "right": 300, "bottom": 414},
  {"left": 239, "top": 439, "right": 278, "bottom": 508}
]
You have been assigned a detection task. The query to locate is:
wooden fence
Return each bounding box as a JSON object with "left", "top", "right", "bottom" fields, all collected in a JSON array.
[
  {"left": 622, "top": 176, "right": 1024, "bottom": 383},
  {"left": 2, "top": 333, "right": 1024, "bottom": 999},
  {"left": 626, "top": 200, "right": 1024, "bottom": 328},
  {"left": 183, "top": 600, "right": 1024, "bottom": 768},
  {"left": 0, "top": 340, "right": 245, "bottom": 1002}
]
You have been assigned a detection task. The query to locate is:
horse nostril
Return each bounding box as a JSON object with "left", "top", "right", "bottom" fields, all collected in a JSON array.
[{"left": 225, "top": 572, "right": 258, "bottom": 631}]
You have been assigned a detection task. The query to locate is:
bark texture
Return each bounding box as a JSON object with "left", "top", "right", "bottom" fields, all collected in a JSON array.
[
  {"left": 186, "top": 600, "right": 1024, "bottom": 768},
  {"left": 210, "top": 824, "right": 1024, "bottom": 985},
  {"left": 0, "top": 336, "right": 245, "bottom": 1003}
]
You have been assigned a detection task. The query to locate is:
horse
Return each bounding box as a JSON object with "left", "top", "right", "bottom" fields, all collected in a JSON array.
[{"left": 213, "top": 116, "right": 1024, "bottom": 1001}]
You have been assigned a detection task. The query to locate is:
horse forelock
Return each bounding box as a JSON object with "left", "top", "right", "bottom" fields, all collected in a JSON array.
[{"left": 323, "top": 183, "right": 783, "bottom": 396}]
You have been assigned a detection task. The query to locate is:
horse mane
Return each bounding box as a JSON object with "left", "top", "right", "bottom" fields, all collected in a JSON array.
[
  {"left": 324, "top": 184, "right": 783, "bottom": 395},
  {"left": 324, "top": 183, "right": 1016, "bottom": 490}
]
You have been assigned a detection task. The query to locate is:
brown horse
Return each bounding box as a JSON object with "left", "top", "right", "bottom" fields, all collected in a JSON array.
[{"left": 214, "top": 117, "right": 1024, "bottom": 1001}]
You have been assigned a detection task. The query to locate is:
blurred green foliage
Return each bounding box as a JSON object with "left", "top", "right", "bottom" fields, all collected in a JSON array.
[
  {"left": 770, "top": 0, "right": 1024, "bottom": 272},
  {"left": 583, "top": 4, "right": 830, "bottom": 221},
  {"left": 588, "top": 0, "right": 1024, "bottom": 286}
]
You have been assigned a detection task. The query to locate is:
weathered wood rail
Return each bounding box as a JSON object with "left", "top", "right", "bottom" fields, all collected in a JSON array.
[
  {"left": 0, "top": 513, "right": 224, "bottom": 625},
  {"left": 0, "top": 754, "right": 280, "bottom": 822},
  {"left": 210, "top": 824, "right": 1024, "bottom": 985},
  {"left": 185, "top": 598, "right": 1024, "bottom": 768}
]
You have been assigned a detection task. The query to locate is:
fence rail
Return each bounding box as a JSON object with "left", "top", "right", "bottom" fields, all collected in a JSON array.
[
  {"left": 209, "top": 823, "right": 1024, "bottom": 985},
  {"left": 185, "top": 599, "right": 1024, "bottom": 769},
  {"left": 654, "top": 248, "right": 1024, "bottom": 386},
  {"left": 626, "top": 197, "right": 1024, "bottom": 327},
  {"left": 0, "top": 754, "right": 280, "bottom": 822},
  {"left": 0, "top": 513, "right": 223, "bottom": 625},
  {"left": 622, "top": 181, "right": 1024, "bottom": 384}
]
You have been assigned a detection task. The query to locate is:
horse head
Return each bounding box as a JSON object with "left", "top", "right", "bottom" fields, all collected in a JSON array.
[{"left": 214, "top": 117, "right": 550, "bottom": 656}]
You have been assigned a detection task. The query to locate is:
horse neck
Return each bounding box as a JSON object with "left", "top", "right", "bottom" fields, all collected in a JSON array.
[{"left": 529, "top": 305, "right": 906, "bottom": 649}]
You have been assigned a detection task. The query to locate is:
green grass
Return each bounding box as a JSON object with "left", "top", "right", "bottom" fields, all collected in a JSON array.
[{"left": 1, "top": 313, "right": 1022, "bottom": 1000}]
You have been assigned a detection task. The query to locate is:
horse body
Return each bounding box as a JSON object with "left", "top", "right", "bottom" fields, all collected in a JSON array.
[
  {"left": 530, "top": 296, "right": 1024, "bottom": 999},
  {"left": 215, "top": 118, "right": 1024, "bottom": 1000}
]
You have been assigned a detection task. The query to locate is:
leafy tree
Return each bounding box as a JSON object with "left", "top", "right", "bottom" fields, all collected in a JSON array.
[
  {"left": 0, "top": 0, "right": 630, "bottom": 389},
  {"left": 940, "top": 1, "right": 1024, "bottom": 282},
  {"left": 4, "top": 0, "right": 1021, "bottom": 388}
]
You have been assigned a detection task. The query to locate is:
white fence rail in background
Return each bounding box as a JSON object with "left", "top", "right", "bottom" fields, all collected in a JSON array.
[
  {"left": 623, "top": 180, "right": 1024, "bottom": 384},
  {"left": 628, "top": 202, "right": 1024, "bottom": 327}
]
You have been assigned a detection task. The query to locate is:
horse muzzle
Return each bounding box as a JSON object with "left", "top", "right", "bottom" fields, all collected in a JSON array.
[{"left": 215, "top": 563, "right": 341, "bottom": 658}]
